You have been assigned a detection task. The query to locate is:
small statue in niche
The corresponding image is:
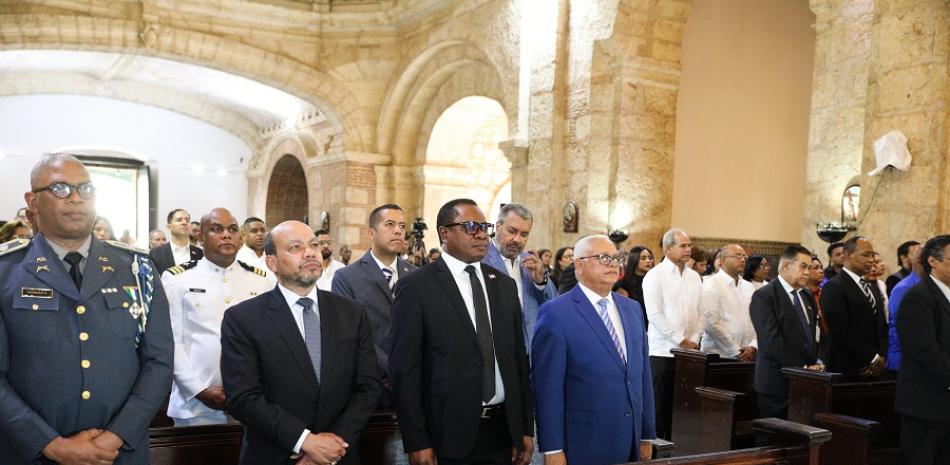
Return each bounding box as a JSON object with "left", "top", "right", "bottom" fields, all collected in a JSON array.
[
  {"left": 842, "top": 185, "right": 860, "bottom": 223},
  {"left": 563, "top": 202, "right": 578, "bottom": 233}
]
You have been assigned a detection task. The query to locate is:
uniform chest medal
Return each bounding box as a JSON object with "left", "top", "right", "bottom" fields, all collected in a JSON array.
[{"left": 123, "top": 286, "right": 146, "bottom": 321}]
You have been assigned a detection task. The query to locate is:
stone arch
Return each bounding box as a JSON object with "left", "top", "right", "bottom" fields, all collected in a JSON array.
[
  {"left": 266, "top": 155, "right": 309, "bottom": 226},
  {"left": 249, "top": 132, "right": 318, "bottom": 223},
  {"left": 378, "top": 41, "right": 515, "bottom": 159},
  {"left": 0, "top": 14, "right": 366, "bottom": 151}
]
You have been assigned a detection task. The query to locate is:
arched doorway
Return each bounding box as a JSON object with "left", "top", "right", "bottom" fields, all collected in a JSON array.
[
  {"left": 422, "top": 96, "right": 511, "bottom": 226},
  {"left": 266, "top": 155, "right": 309, "bottom": 225}
]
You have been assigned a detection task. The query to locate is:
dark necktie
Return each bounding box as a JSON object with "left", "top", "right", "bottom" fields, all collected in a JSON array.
[
  {"left": 382, "top": 267, "right": 394, "bottom": 290},
  {"left": 792, "top": 290, "right": 816, "bottom": 355},
  {"left": 465, "top": 265, "right": 496, "bottom": 403},
  {"left": 298, "top": 297, "right": 321, "bottom": 384},
  {"left": 859, "top": 278, "right": 877, "bottom": 311},
  {"left": 64, "top": 252, "right": 83, "bottom": 290}
]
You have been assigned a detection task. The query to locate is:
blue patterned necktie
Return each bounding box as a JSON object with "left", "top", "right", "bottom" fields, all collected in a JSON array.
[
  {"left": 596, "top": 298, "right": 626, "bottom": 365},
  {"left": 792, "top": 290, "right": 816, "bottom": 355},
  {"left": 298, "top": 297, "right": 321, "bottom": 383}
]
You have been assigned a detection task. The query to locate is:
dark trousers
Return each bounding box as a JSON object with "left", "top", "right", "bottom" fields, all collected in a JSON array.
[
  {"left": 650, "top": 356, "right": 675, "bottom": 440},
  {"left": 757, "top": 392, "right": 788, "bottom": 420},
  {"left": 439, "top": 413, "right": 511, "bottom": 465},
  {"left": 900, "top": 415, "right": 950, "bottom": 465}
]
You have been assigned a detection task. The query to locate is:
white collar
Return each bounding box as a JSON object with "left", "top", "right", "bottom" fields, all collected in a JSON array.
[
  {"left": 199, "top": 257, "right": 237, "bottom": 274},
  {"left": 777, "top": 274, "right": 798, "bottom": 295},
  {"left": 370, "top": 249, "right": 398, "bottom": 271},
  {"left": 715, "top": 269, "right": 742, "bottom": 287},
  {"left": 276, "top": 282, "right": 318, "bottom": 309},
  {"left": 930, "top": 275, "right": 950, "bottom": 302},
  {"left": 842, "top": 266, "right": 866, "bottom": 286},
  {"left": 440, "top": 249, "right": 483, "bottom": 279},
  {"left": 577, "top": 282, "right": 614, "bottom": 308}
]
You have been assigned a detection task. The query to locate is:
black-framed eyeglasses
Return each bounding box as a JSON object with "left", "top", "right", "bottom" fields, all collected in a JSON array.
[
  {"left": 32, "top": 181, "right": 96, "bottom": 200},
  {"left": 576, "top": 253, "right": 626, "bottom": 267},
  {"left": 443, "top": 221, "right": 494, "bottom": 236}
]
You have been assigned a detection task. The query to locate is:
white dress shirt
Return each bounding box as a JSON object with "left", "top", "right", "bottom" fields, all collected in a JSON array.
[
  {"left": 700, "top": 270, "right": 757, "bottom": 357},
  {"left": 275, "top": 283, "right": 321, "bottom": 455},
  {"left": 316, "top": 259, "right": 346, "bottom": 291},
  {"left": 577, "top": 283, "right": 627, "bottom": 359},
  {"left": 171, "top": 241, "right": 192, "bottom": 266},
  {"left": 643, "top": 258, "right": 704, "bottom": 358},
  {"left": 440, "top": 249, "right": 506, "bottom": 405}
]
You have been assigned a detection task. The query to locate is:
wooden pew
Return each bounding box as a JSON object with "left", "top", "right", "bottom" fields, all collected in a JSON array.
[
  {"left": 645, "top": 417, "right": 831, "bottom": 465},
  {"left": 812, "top": 412, "right": 897, "bottom": 465},
  {"left": 149, "top": 411, "right": 405, "bottom": 465},
  {"left": 670, "top": 349, "right": 756, "bottom": 455},
  {"left": 782, "top": 368, "right": 898, "bottom": 448}
]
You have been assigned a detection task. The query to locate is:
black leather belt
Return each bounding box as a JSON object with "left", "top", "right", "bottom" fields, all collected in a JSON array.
[{"left": 480, "top": 403, "right": 505, "bottom": 419}]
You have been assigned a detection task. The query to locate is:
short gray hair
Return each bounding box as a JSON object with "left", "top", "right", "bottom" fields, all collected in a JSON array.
[
  {"left": 574, "top": 234, "right": 612, "bottom": 258},
  {"left": 497, "top": 203, "right": 533, "bottom": 223},
  {"left": 662, "top": 228, "right": 686, "bottom": 251},
  {"left": 30, "top": 153, "right": 84, "bottom": 188}
]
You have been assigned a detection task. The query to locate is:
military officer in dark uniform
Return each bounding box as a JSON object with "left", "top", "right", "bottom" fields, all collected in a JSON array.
[{"left": 0, "top": 153, "right": 173, "bottom": 465}]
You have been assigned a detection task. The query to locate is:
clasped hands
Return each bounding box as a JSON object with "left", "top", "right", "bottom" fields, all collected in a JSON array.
[
  {"left": 42, "top": 428, "right": 123, "bottom": 465},
  {"left": 859, "top": 356, "right": 886, "bottom": 377},
  {"left": 297, "top": 432, "right": 348, "bottom": 465}
]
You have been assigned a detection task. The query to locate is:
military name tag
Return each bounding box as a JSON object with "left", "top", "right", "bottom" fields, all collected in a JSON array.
[
  {"left": 188, "top": 288, "right": 207, "bottom": 293},
  {"left": 21, "top": 287, "right": 53, "bottom": 299}
]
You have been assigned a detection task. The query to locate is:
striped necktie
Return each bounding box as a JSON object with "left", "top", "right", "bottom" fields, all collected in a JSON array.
[
  {"left": 382, "top": 267, "right": 394, "bottom": 289},
  {"left": 596, "top": 298, "right": 626, "bottom": 365},
  {"left": 859, "top": 278, "right": 877, "bottom": 311},
  {"left": 298, "top": 297, "right": 321, "bottom": 383}
]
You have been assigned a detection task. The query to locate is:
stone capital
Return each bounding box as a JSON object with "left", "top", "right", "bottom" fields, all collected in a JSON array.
[{"left": 498, "top": 139, "right": 529, "bottom": 168}]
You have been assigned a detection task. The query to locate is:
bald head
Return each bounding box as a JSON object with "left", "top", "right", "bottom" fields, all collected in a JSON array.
[
  {"left": 30, "top": 153, "right": 86, "bottom": 190},
  {"left": 199, "top": 208, "right": 240, "bottom": 267},
  {"left": 718, "top": 244, "right": 747, "bottom": 278},
  {"left": 264, "top": 221, "right": 323, "bottom": 292}
]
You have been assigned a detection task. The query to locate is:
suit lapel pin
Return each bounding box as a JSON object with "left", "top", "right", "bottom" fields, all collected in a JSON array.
[
  {"left": 102, "top": 265, "right": 115, "bottom": 273},
  {"left": 488, "top": 273, "right": 496, "bottom": 279},
  {"left": 36, "top": 265, "right": 49, "bottom": 272},
  {"left": 35, "top": 257, "right": 47, "bottom": 263}
]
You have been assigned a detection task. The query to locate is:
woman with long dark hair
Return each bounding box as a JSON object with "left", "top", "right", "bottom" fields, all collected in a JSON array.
[
  {"left": 614, "top": 245, "right": 655, "bottom": 330},
  {"left": 551, "top": 246, "right": 574, "bottom": 288},
  {"left": 743, "top": 254, "right": 770, "bottom": 290}
]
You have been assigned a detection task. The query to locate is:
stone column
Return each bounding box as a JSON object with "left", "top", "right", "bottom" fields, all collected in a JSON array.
[
  {"left": 801, "top": 0, "right": 875, "bottom": 255},
  {"left": 499, "top": 139, "right": 529, "bottom": 205},
  {"left": 855, "top": 0, "right": 949, "bottom": 259}
]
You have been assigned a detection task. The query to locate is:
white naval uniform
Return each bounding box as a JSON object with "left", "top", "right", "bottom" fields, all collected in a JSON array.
[{"left": 162, "top": 258, "right": 271, "bottom": 425}]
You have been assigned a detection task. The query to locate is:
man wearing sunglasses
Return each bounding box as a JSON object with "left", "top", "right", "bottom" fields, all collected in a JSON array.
[
  {"left": 389, "top": 198, "right": 533, "bottom": 465},
  {"left": 0, "top": 153, "right": 173, "bottom": 465},
  {"left": 482, "top": 203, "right": 556, "bottom": 352}
]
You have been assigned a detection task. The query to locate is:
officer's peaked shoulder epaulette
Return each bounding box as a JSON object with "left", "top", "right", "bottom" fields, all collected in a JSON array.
[
  {"left": 0, "top": 238, "right": 30, "bottom": 257},
  {"left": 237, "top": 260, "right": 268, "bottom": 277},
  {"left": 167, "top": 259, "right": 199, "bottom": 276},
  {"left": 103, "top": 239, "right": 149, "bottom": 255}
]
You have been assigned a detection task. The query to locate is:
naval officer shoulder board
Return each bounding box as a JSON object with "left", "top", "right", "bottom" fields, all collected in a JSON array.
[
  {"left": 166, "top": 259, "right": 200, "bottom": 276},
  {"left": 237, "top": 260, "right": 268, "bottom": 277}
]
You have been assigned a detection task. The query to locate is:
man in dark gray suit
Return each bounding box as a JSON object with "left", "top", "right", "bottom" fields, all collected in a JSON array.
[{"left": 332, "top": 204, "right": 416, "bottom": 403}]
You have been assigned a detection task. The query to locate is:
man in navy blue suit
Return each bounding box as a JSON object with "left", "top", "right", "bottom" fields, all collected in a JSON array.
[
  {"left": 482, "top": 203, "right": 556, "bottom": 351},
  {"left": 532, "top": 235, "right": 655, "bottom": 465}
]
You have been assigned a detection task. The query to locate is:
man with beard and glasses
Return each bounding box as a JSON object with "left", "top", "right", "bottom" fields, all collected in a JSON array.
[
  {"left": 221, "top": 220, "right": 381, "bottom": 465},
  {"left": 0, "top": 153, "right": 173, "bottom": 464},
  {"left": 162, "top": 208, "right": 271, "bottom": 426},
  {"left": 481, "top": 203, "right": 556, "bottom": 351},
  {"left": 314, "top": 229, "right": 345, "bottom": 291}
]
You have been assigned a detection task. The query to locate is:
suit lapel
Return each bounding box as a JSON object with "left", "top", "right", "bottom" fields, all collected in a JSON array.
[
  {"left": 79, "top": 238, "right": 117, "bottom": 302},
  {"left": 775, "top": 283, "right": 806, "bottom": 344},
  {"left": 266, "top": 288, "right": 320, "bottom": 388},
  {"left": 361, "top": 252, "right": 393, "bottom": 303},
  {"left": 432, "top": 258, "right": 480, "bottom": 351},
  {"left": 159, "top": 244, "right": 175, "bottom": 270},
  {"left": 569, "top": 287, "right": 625, "bottom": 370},
  {"left": 23, "top": 235, "right": 79, "bottom": 301},
  {"left": 925, "top": 277, "right": 950, "bottom": 318},
  {"left": 317, "top": 291, "right": 337, "bottom": 384}
]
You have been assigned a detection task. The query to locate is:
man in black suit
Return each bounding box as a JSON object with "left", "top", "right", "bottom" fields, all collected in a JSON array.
[
  {"left": 820, "top": 236, "right": 888, "bottom": 376},
  {"left": 750, "top": 245, "right": 824, "bottom": 419},
  {"left": 895, "top": 235, "right": 950, "bottom": 464},
  {"left": 332, "top": 203, "right": 416, "bottom": 405},
  {"left": 221, "top": 220, "right": 382, "bottom": 465},
  {"left": 389, "top": 198, "right": 533, "bottom": 465},
  {"left": 885, "top": 240, "right": 920, "bottom": 296},
  {"left": 150, "top": 208, "right": 203, "bottom": 275}
]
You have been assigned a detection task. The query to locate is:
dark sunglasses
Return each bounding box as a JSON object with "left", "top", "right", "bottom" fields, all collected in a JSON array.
[
  {"left": 443, "top": 221, "right": 494, "bottom": 236},
  {"left": 32, "top": 181, "right": 96, "bottom": 200}
]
